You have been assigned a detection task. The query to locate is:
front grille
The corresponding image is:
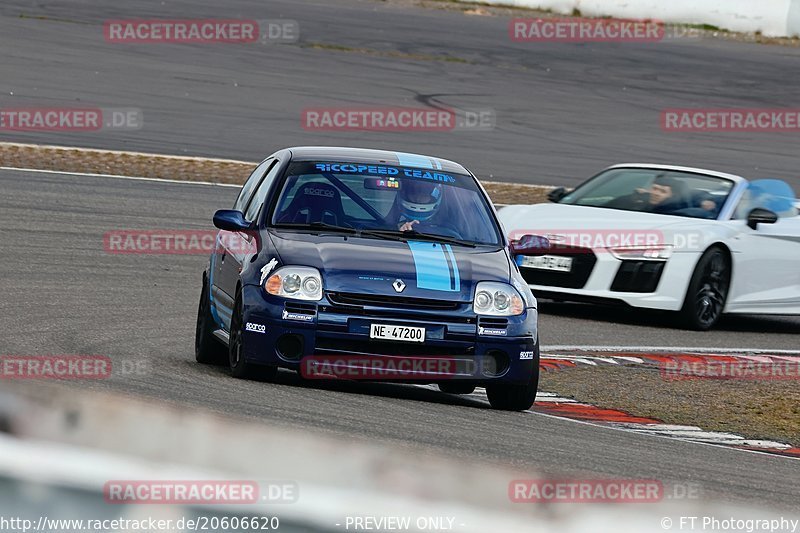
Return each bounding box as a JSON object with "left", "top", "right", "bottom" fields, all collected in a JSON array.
[
  {"left": 478, "top": 317, "right": 508, "bottom": 328},
  {"left": 284, "top": 302, "right": 317, "bottom": 315},
  {"left": 317, "top": 306, "right": 475, "bottom": 324},
  {"left": 327, "top": 292, "right": 461, "bottom": 311},
  {"left": 518, "top": 248, "right": 597, "bottom": 289},
  {"left": 315, "top": 337, "right": 474, "bottom": 357},
  {"left": 610, "top": 260, "right": 665, "bottom": 293}
]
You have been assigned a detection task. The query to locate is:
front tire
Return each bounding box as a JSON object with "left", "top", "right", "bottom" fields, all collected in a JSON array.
[
  {"left": 486, "top": 340, "right": 540, "bottom": 411},
  {"left": 229, "top": 287, "right": 278, "bottom": 381},
  {"left": 679, "top": 246, "right": 730, "bottom": 331},
  {"left": 195, "top": 276, "right": 226, "bottom": 365}
]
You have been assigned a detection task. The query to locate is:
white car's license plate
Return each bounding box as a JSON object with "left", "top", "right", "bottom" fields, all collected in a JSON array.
[
  {"left": 369, "top": 324, "right": 425, "bottom": 343},
  {"left": 520, "top": 255, "right": 574, "bottom": 273}
]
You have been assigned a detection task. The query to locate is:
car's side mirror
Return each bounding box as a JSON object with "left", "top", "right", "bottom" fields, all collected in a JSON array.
[
  {"left": 510, "top": 234, "right": 551, "bottom": 256},
  {"left": 213, "top": 209, "right": 251, "bottom": 231},
  {"left": 746, "top": 208, "right": 778, "bottom": 230},
  {"left": 547, "top": 187, "right": 568, "bottom": 203}
]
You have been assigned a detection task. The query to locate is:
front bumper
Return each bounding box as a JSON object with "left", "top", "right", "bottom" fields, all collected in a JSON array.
[
  {"left": 518, "top": 251, "right": 701, "bottom": 311},
  {"left": 240, "top": 285, "right": 538, "bottom": 384}
]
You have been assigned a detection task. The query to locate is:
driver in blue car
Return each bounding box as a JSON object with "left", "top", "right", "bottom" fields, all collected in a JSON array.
[{"left": 394, "top": 180, "right": 445, "bottom": 232}]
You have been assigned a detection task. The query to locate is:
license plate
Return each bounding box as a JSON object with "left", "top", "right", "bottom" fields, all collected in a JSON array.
[
  {"left": 520, "top": 255, "right": 574, "bottom": 273},
  {"left": 369, "top": 324, "right": 425, "bottom": 343}
]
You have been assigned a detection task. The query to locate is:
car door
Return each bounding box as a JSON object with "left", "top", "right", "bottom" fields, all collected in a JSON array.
[
  {"left": 216, "top": 158, "right": 283, "bottom": 317},
  {"left": 724, "top": 180, "right": 800, "bottom": 312},
  {"left": 211, "top": 158, "right": 275, "bottom": 325}
]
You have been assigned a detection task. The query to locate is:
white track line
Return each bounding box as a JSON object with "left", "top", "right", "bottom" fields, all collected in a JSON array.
[
  {"left": 0, "top": 142, "right": 553, "bottom": 190},
  {"left": 544, "top": 345, "right": 800, "bottom": 354},
  {"left": 0, "top": 141, "right": 253, "bottom": 164},
  {"left": 0, "top": 166, "right": 239, "bottom": 188},
  {"left": 466, "top": 389, "right": 798, "bottom": 459},
  {"left": 526, "top": 409, "right": 800, "bottom": 461},
  {"left": 536, "top": 349, "right": 800, "bottom": 458}
]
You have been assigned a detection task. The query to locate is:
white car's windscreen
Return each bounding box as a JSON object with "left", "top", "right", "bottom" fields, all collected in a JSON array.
[{"left": 561, "top": 169, "right": 735, "bottom": 219}]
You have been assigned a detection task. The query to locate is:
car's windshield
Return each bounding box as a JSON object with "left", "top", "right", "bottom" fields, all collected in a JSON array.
[
  {"left": 269, "top": 161, "right": 501, "bottom": 246},
  {"left": 560, "top": 168, "right": 735, "bottom": 219}
]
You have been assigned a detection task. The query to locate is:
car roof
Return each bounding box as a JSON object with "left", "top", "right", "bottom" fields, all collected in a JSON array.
[
  {"left": 605, "top": 163, "right": 748, "bottom": 184},
  {"left": 284, "top": 146, "right": 470, "bottom": 175}
]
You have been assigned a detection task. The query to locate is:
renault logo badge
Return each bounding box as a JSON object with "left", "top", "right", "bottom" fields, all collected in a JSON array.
[{"left": 392, "top": 279, "right": 406, "bottom": 293}]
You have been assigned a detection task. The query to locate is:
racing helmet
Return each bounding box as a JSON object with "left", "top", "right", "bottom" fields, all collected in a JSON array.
[{"left": 399, "top": 180, "right": 443, "bottom": 221}]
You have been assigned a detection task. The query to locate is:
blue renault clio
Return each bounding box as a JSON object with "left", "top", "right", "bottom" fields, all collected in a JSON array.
[{"left": 195, "top": 147, "right": 542, "bottom": 410}]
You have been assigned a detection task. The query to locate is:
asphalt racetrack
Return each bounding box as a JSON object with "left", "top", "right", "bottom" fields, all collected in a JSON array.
[
  {"left": 1, "top": 0, "right": 799, "bottom": 515},
  {"left": 2, "top": 0, "right": 800, "bottom": 188}
]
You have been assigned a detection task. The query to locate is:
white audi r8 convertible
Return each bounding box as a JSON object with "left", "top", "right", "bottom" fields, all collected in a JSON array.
[{"left": 498, "top": 164, "right": 800, "bottom": 330}]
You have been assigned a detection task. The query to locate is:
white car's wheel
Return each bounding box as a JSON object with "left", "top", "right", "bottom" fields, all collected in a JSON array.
[{"left": 680, "top": 246, "right": 731, "bottom": 330}]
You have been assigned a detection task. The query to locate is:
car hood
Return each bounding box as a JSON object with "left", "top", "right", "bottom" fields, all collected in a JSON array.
[{"left": 268, "top": 231, "right": 510, "bottom": 302}]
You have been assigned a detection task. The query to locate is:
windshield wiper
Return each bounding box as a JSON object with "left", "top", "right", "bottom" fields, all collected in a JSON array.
[
  {"left": 353, "top": 229, "right": 409, "bottom": 242},
  {"left": 272, "top": 222, "right": 358, "bottom": 234},
  {"left": 360, "top": 229, "right": 478, "bottom": 248},
  {"left": 353, "top": 229, "right": 415, "bottom": 243},
  {"left": 272, "top": 224, "right": 479, "bottom": 247}
]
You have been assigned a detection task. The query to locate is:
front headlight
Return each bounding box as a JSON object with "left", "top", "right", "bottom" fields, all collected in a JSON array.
[
  {"left": 265, "top": 266, "right": 323, "bottom": 301},
  {"left": 473, "top": 282, "right": 525, "bottom": 316},
  {"left": 609, "top": 245, "right": 673, "bottom": 261}
]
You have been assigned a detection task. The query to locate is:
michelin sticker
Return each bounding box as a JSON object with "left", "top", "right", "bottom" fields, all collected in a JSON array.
[
  {"left": 260, "top": 258, "right": 279, "bottom": 286},
  {"left": 478, "top": 326, "right": 507, "bottom": 337},
  {"left": 282, "top": 310, "right": 315, "bottom": 322},
  {"left": 245, "top": 322, "right": 266, "bottom": 333}
]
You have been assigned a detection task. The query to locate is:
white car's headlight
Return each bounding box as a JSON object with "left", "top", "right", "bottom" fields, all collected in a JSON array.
[
  {"left": 473, "top": 282, "right": 525, "bottom": 316},
  {"left": 609, "top": 245, "right": 672, "bottom": 261},
  {"left": 265, "top": 266, "right": 323, "bottom": 301}
]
